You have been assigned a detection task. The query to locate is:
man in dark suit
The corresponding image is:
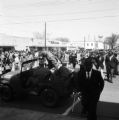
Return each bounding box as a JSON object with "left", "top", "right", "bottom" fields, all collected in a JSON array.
[
  {"left": 78, "top": 57, "right": 104, "bottom": 120},
  {"left": 105, "top": 51, "right": 112, "bottom": 82},
  {"left": 110, "top": 52, "right": 118, "bottom": 78},
  {"left": 114, "top": 53, "right": 119, "bottom": 75}
]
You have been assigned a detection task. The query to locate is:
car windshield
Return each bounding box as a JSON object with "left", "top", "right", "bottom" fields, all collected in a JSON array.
[{"left": 22, "top": 59, "right": 39, "bottom": 71}]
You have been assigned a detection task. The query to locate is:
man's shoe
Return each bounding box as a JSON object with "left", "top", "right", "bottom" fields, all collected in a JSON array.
[
  {"left": 108, "top": 80, "right": 113, "bottom": 83},
  {"left": 80, "top": 109, "right": 88, "bottom": 118},
  {"left": 80, "top": 112, "right": 88, "bottom": 118},
  {"left": 106, "top": 79, "right": 113, "bottom": 83},
  {"left": 112, "top": 75, "right": 116, "bottom": 78}
]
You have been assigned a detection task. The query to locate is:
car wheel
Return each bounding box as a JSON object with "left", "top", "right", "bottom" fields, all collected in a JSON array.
[
  {"left": 1, "top": 85, "right": 13, "bottom": 101},
  {"left": 40, "top": 88, "right": 59, "bottom": 107}
]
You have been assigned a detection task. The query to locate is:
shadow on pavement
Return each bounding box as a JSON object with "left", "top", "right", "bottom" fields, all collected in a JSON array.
[
  {"left": 0, "top": 95, "right": 73, "bottom": 115},
  {"left": 70, "top": 100, "right": 119, "bottom": 120}
]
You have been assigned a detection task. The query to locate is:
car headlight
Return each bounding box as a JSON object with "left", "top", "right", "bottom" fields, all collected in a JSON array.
[
  {"left": 1, "top": 74, "right": 12, "bottom": 79},
  {"left": 1, "top": 79, "right": 9, "bottom": 84},
  {"left": 0, "top": 75, "right": 4, "bottom": 79}
]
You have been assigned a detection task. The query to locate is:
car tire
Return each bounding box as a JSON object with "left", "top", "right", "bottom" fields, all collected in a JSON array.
[
  {"left": 1, "top": 85, "right": 13, "bottom": 101},
  {"left": 40, "top": 88, "right": 59, "bottom": 107}
]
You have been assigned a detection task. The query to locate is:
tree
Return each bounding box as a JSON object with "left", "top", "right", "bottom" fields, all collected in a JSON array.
[
  {"left": 33, "top": 32, "right": 43, "bottom": 39},
  {"left": 105, "top": 33, "right": 119, "bottom": 49},
  {"left": 55, "top": 37, "right": 70, "bottom": 43}
]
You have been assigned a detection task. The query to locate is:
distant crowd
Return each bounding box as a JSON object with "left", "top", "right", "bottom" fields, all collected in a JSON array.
[
  {"left": 0, "top": 49, "right": 65, "bottom": 74},
  {"left": 0, "top": 49, "right": 119, "bottom": 83}
]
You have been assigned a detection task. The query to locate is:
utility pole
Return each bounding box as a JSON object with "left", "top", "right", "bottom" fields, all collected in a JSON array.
[
  {"left": 44, "top": 22, "right": 47, "bottom": 50},
  {"left": 84, "top": 36, "right": 85, "bottom": 50},
  {"left": 94, "top": 35, "right": 96, "bottom": 50}
]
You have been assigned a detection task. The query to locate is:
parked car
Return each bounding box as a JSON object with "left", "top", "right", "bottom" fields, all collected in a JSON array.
[{"left": 0, "top": 58, "right": 74, "bottom": 107}]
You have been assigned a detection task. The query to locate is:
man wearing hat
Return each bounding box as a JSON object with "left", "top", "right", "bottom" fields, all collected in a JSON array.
[{"left": 77, "top": 57, "right": 104, "bottom": 120}]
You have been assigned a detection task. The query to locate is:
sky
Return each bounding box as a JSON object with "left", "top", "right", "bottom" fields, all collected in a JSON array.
[{"left": 0, "top": 0, "right": 119, "bottom": 42}]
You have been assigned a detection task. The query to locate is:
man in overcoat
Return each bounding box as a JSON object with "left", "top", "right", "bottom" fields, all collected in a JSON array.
[{"left": 77, "top": 57, "right": 104, "bottom": 120}]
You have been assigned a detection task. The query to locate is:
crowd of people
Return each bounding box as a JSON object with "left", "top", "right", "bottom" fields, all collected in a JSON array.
[
  {"left": 0, "top": 48, "right": 119, "bottom": 79},
  {"left": 0, "top": 50, "right": 34, "bottom": 74},
  {"left": 0, "top": 49, "right": 65, "bottom": 74},
  {"left": 65, "top": 49, "right": 119, "bottom": 81},
  {"left": 0, "top": 48, "right": 119, "bottom": 120}
]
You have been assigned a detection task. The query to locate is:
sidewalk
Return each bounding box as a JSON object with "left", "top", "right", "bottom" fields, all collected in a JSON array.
[
  {"left": 0, "top": 107, "right": 80, "bottom": 120},
  {"left": 0, "top": 106, "right": 118, "bottom": 120}
]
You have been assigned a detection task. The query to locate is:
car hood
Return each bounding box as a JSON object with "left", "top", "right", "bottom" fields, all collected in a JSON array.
[{"left": 1, "top": 70, "right": 20, "bottom": 80}]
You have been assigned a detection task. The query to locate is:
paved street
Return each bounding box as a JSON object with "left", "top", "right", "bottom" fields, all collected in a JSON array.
[
  {"left": 0, "top": 94, "right": 73, "bottom": 115},
  {"left": 0, "top": 105, "right": 118, "bottom": 120},
  {"left": 0, "top": 72, "right": 119, "bottom": 120}
]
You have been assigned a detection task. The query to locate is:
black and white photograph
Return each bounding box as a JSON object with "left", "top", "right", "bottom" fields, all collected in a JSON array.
[{"left": 0, "top": 0, "right": 119, "bottom": 120}]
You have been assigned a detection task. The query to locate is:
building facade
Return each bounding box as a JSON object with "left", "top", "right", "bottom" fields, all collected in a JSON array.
[{"left": 84, "top": 40, "right": 104, "bottom": 50}]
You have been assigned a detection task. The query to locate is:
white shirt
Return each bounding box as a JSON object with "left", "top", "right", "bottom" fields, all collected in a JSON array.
[
  {"left": 86, "top": 69, "right": 92, "bottom": 79},
  {"left": 110, "top": 55, "right": 113, "bottom": 61}
]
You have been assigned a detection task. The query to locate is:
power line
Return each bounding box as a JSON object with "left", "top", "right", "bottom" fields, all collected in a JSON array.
[
  {"left": 2, "top": 0, "right": 105, "bottom": 11},
  {"left": 1, "top": 0, "right": 114, "bottom": 18},
  {"left": 48, "top": 14, "right": 119, "bottom": 22},
  {"left": 2, "top": 7, "right": 119, "bottom": 18},
  {"left": 38, "top": 0, "right": 105, "bottom": 6},
  {"left": 1, "top": 14, "right": 119, "bottom": 26}
]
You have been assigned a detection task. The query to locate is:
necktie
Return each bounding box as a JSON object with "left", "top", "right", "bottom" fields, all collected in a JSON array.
[{"left": 87, "top": 72, "right": 90, "bottom": 79}]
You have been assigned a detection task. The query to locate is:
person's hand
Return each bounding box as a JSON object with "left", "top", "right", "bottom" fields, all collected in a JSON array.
[{"left": 50, "top": 68, "right": 56, "bottom": 73}]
